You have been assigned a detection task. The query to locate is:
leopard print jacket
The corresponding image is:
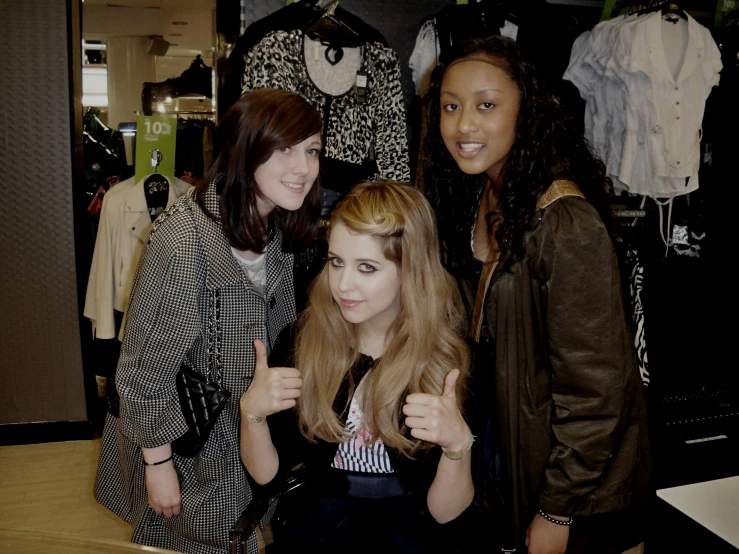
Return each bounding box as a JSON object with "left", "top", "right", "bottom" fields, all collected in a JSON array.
[{"left": 242, "top": 30, "right": 410, "bottom": 183}]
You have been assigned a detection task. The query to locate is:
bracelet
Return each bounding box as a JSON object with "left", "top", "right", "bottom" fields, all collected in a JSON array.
[
  {"left": 538, "top": 509, "right": 573, "bottom": 526},
  {"left": 240, "top": 397, "right": 266, "bottom": 424},
  {"left": 143, "top": 455, "right": 173, "bottom": 467},
  {"left": 441, "top": 432, "right": 475, "bottom": 460}
]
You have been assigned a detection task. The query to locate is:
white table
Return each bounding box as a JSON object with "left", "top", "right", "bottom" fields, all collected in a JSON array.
[{"left": 657, "top": 475, "right": 739, "bottom": 549}]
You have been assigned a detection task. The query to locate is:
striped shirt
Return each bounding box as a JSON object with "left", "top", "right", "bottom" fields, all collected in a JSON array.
[{"left": 331, "top": 374, "right": 394, "bottom": 473}]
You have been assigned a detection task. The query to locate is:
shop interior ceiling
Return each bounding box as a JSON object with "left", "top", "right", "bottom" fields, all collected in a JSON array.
[{"left": 82, "top": 0, "right": 216, "bottom": 82}]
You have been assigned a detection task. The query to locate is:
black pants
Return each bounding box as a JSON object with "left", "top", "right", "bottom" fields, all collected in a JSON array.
[
  {"left": 270, "top": 470, "right": 434, "bottom": 554},
  {"left": 566, "top": 506, "right": 646, "bottom": 554}
]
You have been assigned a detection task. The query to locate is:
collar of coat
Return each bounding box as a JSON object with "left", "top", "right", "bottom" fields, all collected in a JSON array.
[
  {"left": 189, "top": 180, "right": 289, "bottom": 294},
  {"left": 469, "top": 180, "right": 585, "bottom": 341}
]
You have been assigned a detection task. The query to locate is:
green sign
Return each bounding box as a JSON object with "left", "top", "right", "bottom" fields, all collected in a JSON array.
[
  {"left": 600, "top": 0, "right": 619, "bottom": 21},
  {"left": 134, "top": 115, "right": 177, "bottom": 181}
]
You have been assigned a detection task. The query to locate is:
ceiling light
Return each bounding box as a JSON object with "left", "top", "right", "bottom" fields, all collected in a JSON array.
[{"left": 172, "top": 21, "right": 188, "bottom": 25}]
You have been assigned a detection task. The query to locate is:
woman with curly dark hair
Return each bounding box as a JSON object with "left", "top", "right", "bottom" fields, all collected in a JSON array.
[{"left": 423, "top": 35, "right": 651, "bottom": 554}]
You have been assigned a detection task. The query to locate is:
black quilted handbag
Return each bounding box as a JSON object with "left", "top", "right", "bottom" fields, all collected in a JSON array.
[{"left": 172, "top": 290, "right": 231, "bottom": 457}]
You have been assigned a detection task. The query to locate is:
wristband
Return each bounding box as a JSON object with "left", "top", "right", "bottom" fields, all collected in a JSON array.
[
  {"left": 538, "top": 509, "right": 573, "bottom": 526},
  {"left": 143, "top": 455, "right": 173, "bottom": 467}
]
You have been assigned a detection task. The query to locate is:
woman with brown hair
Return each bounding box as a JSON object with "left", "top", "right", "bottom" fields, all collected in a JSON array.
[
  {"left": 239, "top": 180, "right": 475, "bottom": 553},
  {"left": 93, "top": 88, "right": 323, "bottom": 554}
]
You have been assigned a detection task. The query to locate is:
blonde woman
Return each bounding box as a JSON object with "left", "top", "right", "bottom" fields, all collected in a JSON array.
[{"left": 239, "top": 181, "right": 475, "bottom": 553}]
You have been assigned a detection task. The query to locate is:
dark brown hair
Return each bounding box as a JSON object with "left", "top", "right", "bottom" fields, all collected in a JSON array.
[{"left": 195, "top": 88, "right": 323, "bottom": 252}]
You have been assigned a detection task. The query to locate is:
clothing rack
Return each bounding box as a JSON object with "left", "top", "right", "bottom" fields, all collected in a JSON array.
[
  {"left": 604, "top": 0, "right": 713, "bottom": 21},
  {"left": 627, "top": 0, "right": 672, "bottom": 14}
]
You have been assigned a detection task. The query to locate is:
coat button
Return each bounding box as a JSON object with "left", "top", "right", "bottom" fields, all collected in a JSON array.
[{"left": 269, "top": 297, "right": 276, "bottom": 309}]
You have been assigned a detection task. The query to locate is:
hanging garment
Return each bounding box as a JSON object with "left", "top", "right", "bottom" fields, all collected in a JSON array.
[
  {"left": 564, "top": 12, "right": 722, "bottom": 199},
  {"left": 229, "top": 1, "right": 386, "bottom": 66},
  {"left": 223, "top": 1, "right": 388, "bottom": 117},
  {"left": 141, "top": 55, "right": 212, "bottom": 115},
  {"left": 626, "top": 249, "right": 650, "bottom": 385},
  {"left": 241, "top": 30, "right": 410, "bottom": 184},
  {"left": 84, "top": 175, "right": 191, "bottom": 339}
]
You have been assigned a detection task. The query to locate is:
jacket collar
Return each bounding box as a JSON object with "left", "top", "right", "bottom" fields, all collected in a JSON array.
[
  {"left": 124, "top": 175, "right": 192, "bottom": 242},
  {"left": 191, "top": 179, "right": 289, "bottom": 292},
  {"left": 468, "top": 180, "right": 585, "bottom": 342},
  {"left": 645, "top": 11, "right": 703, "bottom": 84}
]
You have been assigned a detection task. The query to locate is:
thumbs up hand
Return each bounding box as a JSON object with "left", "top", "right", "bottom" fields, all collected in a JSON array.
[
  {"left": 240, "top": 339, "right": 302, "bottom": 420},
  {"left": 402, "top": 368, "right": 471, "bottom": 451}
]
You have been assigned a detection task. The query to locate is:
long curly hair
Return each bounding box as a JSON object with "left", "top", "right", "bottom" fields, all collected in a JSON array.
[
  {"left": 423, "top": 35, "right": 613, "bottom": 275},
  {"left": 295, "top": 181, "right": 470, "bottom": 458}
]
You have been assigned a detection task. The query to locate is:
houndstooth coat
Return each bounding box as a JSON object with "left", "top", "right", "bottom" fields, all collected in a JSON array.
[{"left": 94, "top": 181, "right": 296, "bottom": 554}]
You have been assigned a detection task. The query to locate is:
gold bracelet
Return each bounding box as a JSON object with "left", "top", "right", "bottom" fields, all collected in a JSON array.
[
  {"left": 441, "top": 432, "right": 475, "bottom": 460},
  {"left": 240, "top": 397, "right": 266, "bottom": 424}
]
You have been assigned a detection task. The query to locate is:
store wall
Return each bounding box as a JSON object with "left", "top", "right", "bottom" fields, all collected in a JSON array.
[{"left": 0, "top": 1, "right": 88, "bottom": 431}]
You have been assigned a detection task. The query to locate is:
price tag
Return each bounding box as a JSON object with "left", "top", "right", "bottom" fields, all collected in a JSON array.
[
  {"left": 134, "top": 114, "right": 177, "bottom": 181},
  {"left": 356, "top": 70, "right": 367, "bottom": 104}
]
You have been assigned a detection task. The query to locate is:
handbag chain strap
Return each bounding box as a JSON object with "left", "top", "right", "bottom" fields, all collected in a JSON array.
[{"left": 206, "top": 290, "right": 223, "bottom": 385}]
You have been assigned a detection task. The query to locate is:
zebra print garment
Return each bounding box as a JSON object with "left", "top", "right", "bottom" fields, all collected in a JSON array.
[{"left": 627, "top": 249, "right": 650, "bottom": 386}]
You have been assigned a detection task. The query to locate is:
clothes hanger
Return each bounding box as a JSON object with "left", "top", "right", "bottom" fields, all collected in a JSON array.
[
  {"left": 144, "top": 149, "right": 169, "bottom": 220},
  {"left": 303, "top": 1, "right": 366, "bottom": 48},
  {"left": 658, "top": 3, "right": 687, "bottom": 20},
  {"left": 628, "top": 0, "right": 686, "bottom": 19}
]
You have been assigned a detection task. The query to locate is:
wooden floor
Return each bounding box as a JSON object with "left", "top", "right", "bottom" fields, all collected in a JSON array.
[
  {"left": 0, "top": 439, "right": 648, "bottom": 554},
  {"left": 0, "top": 439, "right": 268, "bottom": 552},
  {"left": 0, "top": 439, "right": 131, "bottom": 542}
]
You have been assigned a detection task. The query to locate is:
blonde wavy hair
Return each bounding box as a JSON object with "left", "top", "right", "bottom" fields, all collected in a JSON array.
[{"left": 294, "top": 180, "right": 470, "bottom": 458}]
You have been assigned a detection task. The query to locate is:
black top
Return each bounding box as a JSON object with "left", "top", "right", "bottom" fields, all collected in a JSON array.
[{"left": 262, "top": 325, "right": 494, "bottom": 553}]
